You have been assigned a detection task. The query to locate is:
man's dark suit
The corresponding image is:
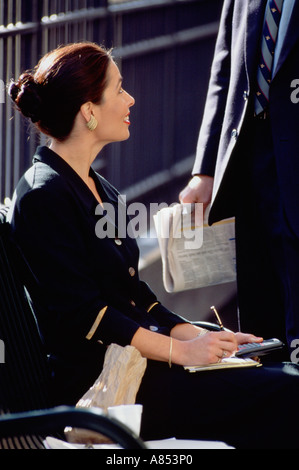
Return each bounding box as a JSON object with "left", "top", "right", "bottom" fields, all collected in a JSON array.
[{"left": 191, "top": 0, "right": 299, "bottom": 356}]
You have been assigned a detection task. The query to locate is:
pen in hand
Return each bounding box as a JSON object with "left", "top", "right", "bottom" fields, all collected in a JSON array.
[{"left": 210, "top": 306, "right": 224, "bottom": 331}]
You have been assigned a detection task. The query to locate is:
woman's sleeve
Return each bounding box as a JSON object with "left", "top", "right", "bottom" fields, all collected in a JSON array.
[{"left": 137, "top": 280, "right": 190, "bottom": 332}]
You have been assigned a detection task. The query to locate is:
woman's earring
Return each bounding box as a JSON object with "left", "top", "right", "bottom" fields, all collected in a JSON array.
[{"left": 86, "top": 114, "right": 98, "bottom": 131}]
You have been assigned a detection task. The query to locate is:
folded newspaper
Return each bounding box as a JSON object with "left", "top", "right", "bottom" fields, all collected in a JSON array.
[{"left": 153, "top": 203, "right": 236, "bottom": 293}]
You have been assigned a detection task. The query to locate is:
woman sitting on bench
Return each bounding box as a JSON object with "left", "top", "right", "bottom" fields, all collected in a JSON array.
[{"left": 7, "top": 42, "right": 299, "bottom": 449}]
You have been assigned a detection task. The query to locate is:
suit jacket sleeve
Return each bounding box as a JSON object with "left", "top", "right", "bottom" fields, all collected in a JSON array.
[{"left": 192, "top": 0, "right": 234, "bottom": 176}]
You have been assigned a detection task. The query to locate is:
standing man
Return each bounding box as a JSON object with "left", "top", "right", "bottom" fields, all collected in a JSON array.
[{"left": 180, "top": 0, "right": 299, "bottom": 360}]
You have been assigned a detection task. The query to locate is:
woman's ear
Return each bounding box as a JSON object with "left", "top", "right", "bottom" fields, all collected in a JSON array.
[
  {"left": 80, "top": 102, "right": 93, "bottom": 124},
  {"left": 80, "top": 102, "right": 98, "bottom": 132}
]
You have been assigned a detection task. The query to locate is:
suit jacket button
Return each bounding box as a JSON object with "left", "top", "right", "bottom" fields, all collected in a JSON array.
[
  {"left": 149, "top": 325, "right": 159, "bottom": 332},
  {"left": 231, "top": 129, "right": 238, "bottom": 140},
  {"left": 130, "top": 300, "right": 136, "bottom": 307},
  {"left": 129, "top": 267, "right": 136, "bottom": 277},
  {"left": 115, "top": 238, "right": 122, "bottom": 246}
]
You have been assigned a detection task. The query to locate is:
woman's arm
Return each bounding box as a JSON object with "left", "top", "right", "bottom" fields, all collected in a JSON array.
[
  {"left": 131, "top": 326, "right": 237, "bottom": 366},
  {"left": 131, "top": 324, "right": 263, "bottom": 367},
  {"left": 171, "top": 323, "right": 262, "bottom": 344}
]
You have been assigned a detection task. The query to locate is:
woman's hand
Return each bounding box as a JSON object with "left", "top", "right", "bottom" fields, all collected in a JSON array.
[
  {"left": 175, "top": 331, "right": 238, "bottom": 366},
  {"left": 173, "top": 331, "right": 263, "bottom": 366},
  {"left": 234, "top": 332, "right": 263, "bottom": 345}
]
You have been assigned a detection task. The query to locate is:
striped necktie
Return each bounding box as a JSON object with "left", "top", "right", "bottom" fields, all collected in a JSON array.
[{"left": 255, "top": 0, "right": 284, "bottom": 115}]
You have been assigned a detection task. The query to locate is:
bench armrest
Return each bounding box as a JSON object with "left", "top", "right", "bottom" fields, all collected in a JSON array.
[{"left": 0, "top": 406, "right": 146, "bottom": 449}]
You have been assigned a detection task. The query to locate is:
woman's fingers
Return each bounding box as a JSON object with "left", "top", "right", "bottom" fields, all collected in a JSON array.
[
  {"left": 196, "top": 331, "right": 238, "bottom": 363},
  {"left": 235, "top": 332, "right": 263, "bottom": 345},
  {"left": 188, "top": 331, "right": 265, "bottom": 366}
]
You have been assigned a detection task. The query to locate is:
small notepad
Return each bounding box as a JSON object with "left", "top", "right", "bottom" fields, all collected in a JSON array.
[{"left": 184, "top": 356, "right": 261, "bottom": 373}]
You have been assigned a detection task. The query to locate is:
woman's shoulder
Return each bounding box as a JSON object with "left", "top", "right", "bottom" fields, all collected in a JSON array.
[
  {"left": 13, "top": 162, "right": 77, "bottom": 224},
  {"left": 17, "top": 146, "right": 80, "bottom": 199},
  {"left": 16, "top": 162, "right": 67, "bottom": 203}
]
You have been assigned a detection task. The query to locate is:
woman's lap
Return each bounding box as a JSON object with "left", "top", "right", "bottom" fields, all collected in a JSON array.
[{"left": 137, "top": 360, "right": 299, "bottom": 448}]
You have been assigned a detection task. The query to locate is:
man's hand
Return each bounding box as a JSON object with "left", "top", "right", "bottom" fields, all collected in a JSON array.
[{"left": 179, "top": 175, "right": 214, "bottom": 215}]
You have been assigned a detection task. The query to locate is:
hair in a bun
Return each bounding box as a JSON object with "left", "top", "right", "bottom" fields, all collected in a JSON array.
[
  {"left": 9, "top": 42, "right": 112, "bottom": 141},
  {"left": 9, "top": 73, "right": 42, "bottom": 123}
]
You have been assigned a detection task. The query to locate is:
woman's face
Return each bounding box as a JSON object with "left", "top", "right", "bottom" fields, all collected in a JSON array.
[{"left": 94, "top": 60, "right": 135, "bottom": 145}]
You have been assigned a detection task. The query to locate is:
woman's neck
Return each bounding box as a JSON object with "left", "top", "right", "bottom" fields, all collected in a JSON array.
[
  {"left": 50, "top": 139, "right": 104, "bottom": 205},
  {"left": 49, "top": 138, "right": 102, "bottom": 185}
]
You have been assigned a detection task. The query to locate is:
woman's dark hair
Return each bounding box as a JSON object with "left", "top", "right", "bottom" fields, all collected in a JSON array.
[{"left": 9, "top": 42, "right": 112, "bottom": 141}]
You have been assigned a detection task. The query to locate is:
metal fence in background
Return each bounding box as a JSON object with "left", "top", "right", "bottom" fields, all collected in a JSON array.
[{"left": 0, "top": 0, "right": 223, "bottom": 202}]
